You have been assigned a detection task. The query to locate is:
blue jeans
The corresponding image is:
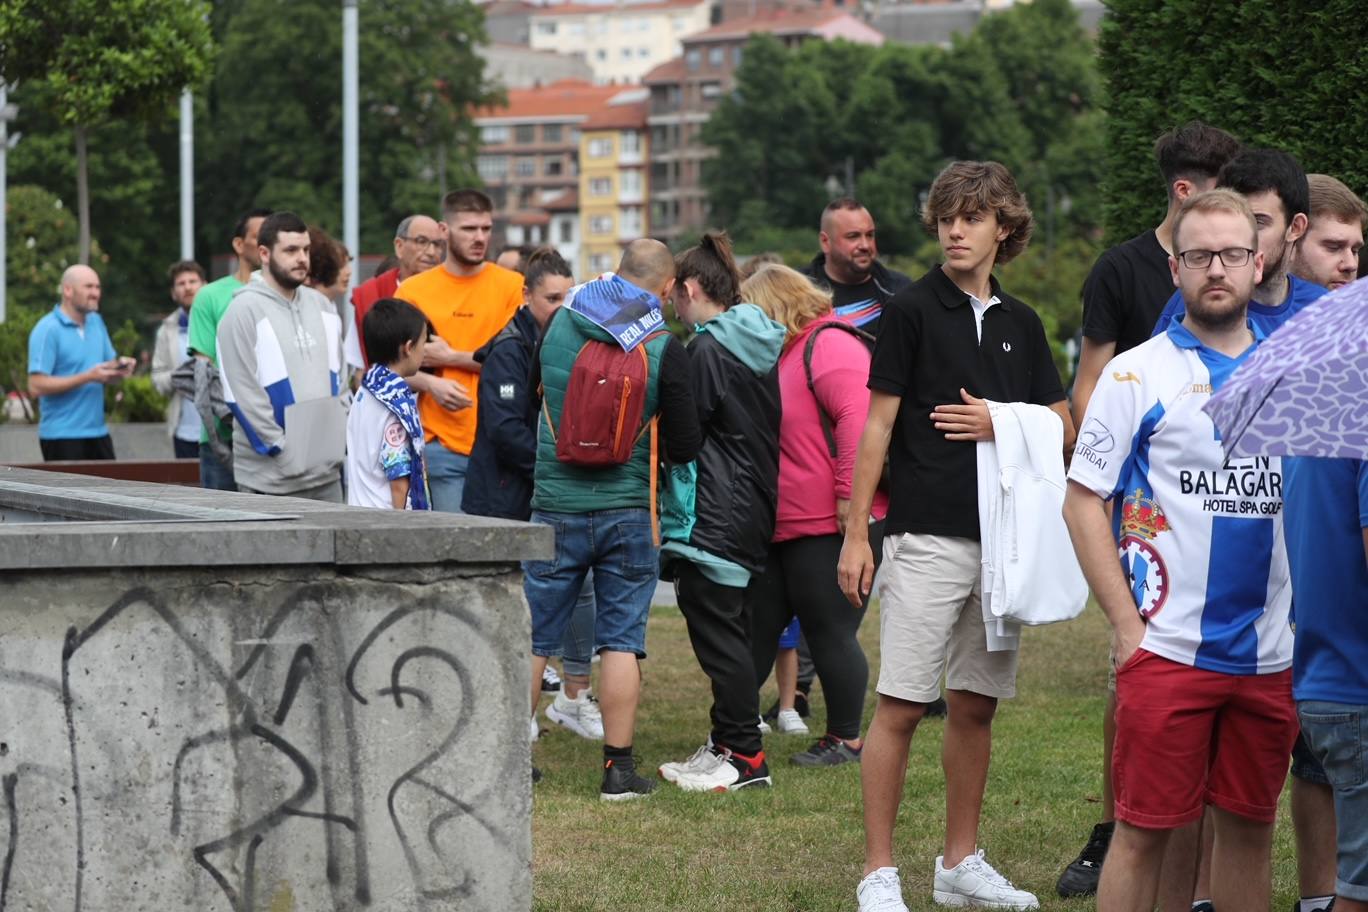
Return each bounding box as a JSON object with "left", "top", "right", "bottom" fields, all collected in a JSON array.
[
  {"left": 524, "top": 508, "right": 658, "bottom": 658},
  {"left": 426, "top": 441, "right": 469, "bottom": 514},
  {"left": 198, "top": 443, "right": 235, "bottom": 491},
  {"left": 1299, "top": 700, "right": 1368, "bottom": 901},
  {"left": 561, "top": 573, "right": 597, "bottom": 678}
]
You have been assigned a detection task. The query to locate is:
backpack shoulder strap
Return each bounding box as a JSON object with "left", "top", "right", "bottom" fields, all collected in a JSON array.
[{"left": 803, "top": 321, "right": 874, "bottom": 458}]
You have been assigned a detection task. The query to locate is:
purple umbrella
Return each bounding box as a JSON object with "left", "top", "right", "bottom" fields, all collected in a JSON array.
[{"left": 1204, "top": 276, "right": 1368, "bottom": 459}]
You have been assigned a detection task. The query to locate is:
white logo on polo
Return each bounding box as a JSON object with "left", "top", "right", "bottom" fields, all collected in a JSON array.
[
  {"left": 499, "top": 383, "right": 516, "bottom": 400},
  {"left": 1002, "top": 341, "right": 1012, "bottom": 352}
]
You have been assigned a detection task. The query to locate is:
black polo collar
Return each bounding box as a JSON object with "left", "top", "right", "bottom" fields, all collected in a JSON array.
[{"left": 928, "top": 265, "right": 1012, "bottom": 311}]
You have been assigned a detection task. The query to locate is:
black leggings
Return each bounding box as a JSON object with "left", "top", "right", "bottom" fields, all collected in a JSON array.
[{"left": 749, "top": 523, "right": 883, "bottom": 740}]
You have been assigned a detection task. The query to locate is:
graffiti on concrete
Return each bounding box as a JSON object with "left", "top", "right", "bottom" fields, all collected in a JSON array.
[{"left": 0, "top": 581, "right": 525, "bottom": 911}]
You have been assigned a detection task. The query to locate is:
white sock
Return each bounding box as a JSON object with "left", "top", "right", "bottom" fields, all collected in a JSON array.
[{"left": 1300, "top": 896, "right": 1335, "bottom": 912}]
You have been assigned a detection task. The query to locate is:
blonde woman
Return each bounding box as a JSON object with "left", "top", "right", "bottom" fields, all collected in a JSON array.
[{"left": 741, "top": 263, "right": 888, "bottom": 768}]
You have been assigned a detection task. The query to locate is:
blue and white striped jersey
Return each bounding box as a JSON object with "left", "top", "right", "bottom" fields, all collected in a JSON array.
[{"left": 1069, "top": 319, "right": 1292, "bottom": 675}]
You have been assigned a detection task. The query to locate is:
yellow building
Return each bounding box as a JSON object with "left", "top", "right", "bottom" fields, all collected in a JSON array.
[{"left": 578, "top": 91, "right": 652, "bottom": 278}]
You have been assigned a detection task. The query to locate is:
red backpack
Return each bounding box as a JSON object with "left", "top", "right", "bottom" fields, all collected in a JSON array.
[{"left": 544, "top": 333, "right": 664, "bottom": 467}]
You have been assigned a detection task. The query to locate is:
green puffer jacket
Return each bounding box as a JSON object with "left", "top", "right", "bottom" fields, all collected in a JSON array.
[{"left": 531, "top": 307, "right": 670, "bottom": 514}]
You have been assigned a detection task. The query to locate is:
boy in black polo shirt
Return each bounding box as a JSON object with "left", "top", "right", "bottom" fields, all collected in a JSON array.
[{"left": 840, "top": 161, "right": 1072, "bottom": 912}]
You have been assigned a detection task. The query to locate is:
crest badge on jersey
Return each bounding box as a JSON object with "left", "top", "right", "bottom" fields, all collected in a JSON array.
[{"left": 1118, "top": 487, "right": 1170, "bottom": 618}]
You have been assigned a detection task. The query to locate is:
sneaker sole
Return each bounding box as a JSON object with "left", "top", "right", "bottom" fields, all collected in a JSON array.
[
  {"left": 600, "top": 790, "right": 653, "bottom": 802},
  {"left": 777, "top": 725, "right": 810, "bottom": 735},
  {"left": 717, "top": 775, "right": 772, "bottom": 792},
  {"left": 658, "top": 763, "right": 684, "bottom": 783},
  {"left": 932, "top": 890, "right": 1037, "bottom": 910},
  {"left": 545, "top": 703, "right": 603, "bottom": 740}
]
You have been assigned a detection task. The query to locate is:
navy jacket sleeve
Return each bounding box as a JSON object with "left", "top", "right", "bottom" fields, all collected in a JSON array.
[{"left": 478, "top": 338, "right": 537, "bottom": 477}]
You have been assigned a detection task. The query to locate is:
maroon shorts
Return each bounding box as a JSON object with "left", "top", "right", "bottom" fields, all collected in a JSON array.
[{"left": 1112, "top": 648, "right": 1298, "bottom": 828}]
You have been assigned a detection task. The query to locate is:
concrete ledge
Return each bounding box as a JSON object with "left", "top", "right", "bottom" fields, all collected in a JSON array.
[{"left": 0, "top": 466, "right": 553, "bottom": 570}]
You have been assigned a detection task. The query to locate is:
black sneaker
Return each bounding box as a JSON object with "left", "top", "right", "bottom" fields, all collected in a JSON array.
[
  {"left": 600, "top": 757, "right": 657, "bottom": 801},
  {"left": 540, "top": 665, "right": 562, "bottom": 693},
  {"left": 1191, "top": 903, "right": 1214, "bottom": 912},
  {"left": 790, "top": 734, "right": 861, "bottom": 767},
  {"left": 1055, "top": 820, "right": 1113, "bottom": 897},
  {"left": 924, "top": 696, "right": 948, "bottom": 718},
  {"left": 1294, "top": 899, "right": 1335, "bottom": 912}
]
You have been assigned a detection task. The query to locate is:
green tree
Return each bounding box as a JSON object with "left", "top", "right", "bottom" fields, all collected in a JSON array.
[
  {"left": 1099, "top": 0, "right": 1368, "bottom": 243},
  {"left": 201, "top": 0, "right": 500, "bottom": 256},
  {"left": 4, "top": 185, "right": 106, "bottom": 314},
  {"left": 0, "top": 0, "right": 214, "bottom": 262}
]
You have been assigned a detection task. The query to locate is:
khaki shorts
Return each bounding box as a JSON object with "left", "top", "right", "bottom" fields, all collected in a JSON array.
[{"left": 876, "top": 533, "right": 1019, "bottom": 703}]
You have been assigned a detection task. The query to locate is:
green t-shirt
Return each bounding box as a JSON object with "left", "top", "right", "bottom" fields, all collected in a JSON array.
[{"left": 187, "top": 274, "right": 242, "bottom": 443}]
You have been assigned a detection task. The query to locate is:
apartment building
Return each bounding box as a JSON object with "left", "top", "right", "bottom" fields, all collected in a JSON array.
[
  {"left": 528, "top": 0, "right": 716, "bottom": 84},
  {"left": 644, "top": 6, "right": 883, "bottom": 243},
  {"left": 577, "top": 92, "right": 652, "bottom": 276}
]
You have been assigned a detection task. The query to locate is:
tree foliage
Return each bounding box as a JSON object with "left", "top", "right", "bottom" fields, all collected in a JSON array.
[
  {"left": 1099, "top": 0, "right": 1368, "bottom": 243},
  {"left": 201, "top": 0, "right": 501, "bottom": 258},
  {"left": 0, "top": 0, "right": 215, "bottom": 261}
]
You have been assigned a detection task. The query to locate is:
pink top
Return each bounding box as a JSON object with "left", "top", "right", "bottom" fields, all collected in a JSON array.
[{"left": 773, "top": 314, "right": 889, "bottom": 542}]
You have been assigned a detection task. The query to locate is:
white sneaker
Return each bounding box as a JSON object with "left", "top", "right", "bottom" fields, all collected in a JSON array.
[
  {"left": 857, "top": 867, "right": 910, "bottom": 912},
  {"left": 933, "top": 850, "right": 1038, "bottom": 909},
  {"left": 658, "top": 743, "right": 718, "bottom": 783},
  {"left": 758, "top": 714, "right": 772, "bottom": 734},
  {"left": 529, "top": 716, "right": 540, "bottom": 743},
  {"left": 777, "top": 708, "right": 809, "bottom": 734},
  {"left": 545, "top": 689, "right": 604, "bottom": 740},
  {"left": 673, "top": 748, "right": 771, "bottom": 792}
]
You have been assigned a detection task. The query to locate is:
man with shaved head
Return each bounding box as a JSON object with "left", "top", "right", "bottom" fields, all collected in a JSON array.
[
  {"left": 27, "top": 265, "right": 135, "bottom": 460},
  {"left": 802, "top": 197, "right": 911, "bottom": 337},
  {"left": 525, "top": 236, "right": 702, "bottom": 799}
]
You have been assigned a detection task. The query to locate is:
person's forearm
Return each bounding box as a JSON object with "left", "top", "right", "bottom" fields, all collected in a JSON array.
[
  {"left": 845, "top": 418, "right": 891, "bottom": 539},
  {"left": 1063, "top": 483, "right": 1139, "bottom": 629},
  {"left": 389, "top": 477, "right": 409, "bottom": 510},
  {"left": 428, "top": 348, "right": 480, "bottom": 372},
  {"left": 28, "top": 371, "right": 91, "bottom": 397}
]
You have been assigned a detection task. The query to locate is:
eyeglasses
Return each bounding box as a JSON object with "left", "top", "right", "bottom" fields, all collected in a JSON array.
[
  {"left": 399, "top": 235, "right": 443, "bottom": 249},
  {"left": 1177, "top": 247, "right": 1255, "bottom": 270}
]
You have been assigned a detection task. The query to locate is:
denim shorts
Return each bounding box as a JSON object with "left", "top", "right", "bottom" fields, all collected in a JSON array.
[
  {"left": 523, "top": 508, "right": 659, "bottom": 658},
  {"left": 1291, "top": 729, "right": 1331, "bottom": 785},
  {"left": 1298, "top": 701, "right": 1368, "bottom": 900}
]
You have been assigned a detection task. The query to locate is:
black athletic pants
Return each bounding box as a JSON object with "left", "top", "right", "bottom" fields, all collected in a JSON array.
[
  {"left": 39, "top": 435, "right": 115, "bottom": 462},
  {"left": 675, "top": 561, "right": 763, "bottom": 756},
  {"left": 749, "top": 523, "right": 883, "bottom": 741}
]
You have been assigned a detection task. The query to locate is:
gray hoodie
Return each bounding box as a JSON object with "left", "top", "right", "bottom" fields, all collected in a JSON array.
[{"left": 216, "top": 274, "right": 347, "bottom": 494}]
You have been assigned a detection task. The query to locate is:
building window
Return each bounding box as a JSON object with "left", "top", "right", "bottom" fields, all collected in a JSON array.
[
  {"left": 590, "top": 253, "right": 614, "bottom": 272},
  {"left": 543, "top": 124, "right": 562, "bottom": 143},
  {"left": 638, "top": 47, "right": 651, "bottom": 58},
  {"left": 559, "top": 220, "right": 575, "bottom": 243},
  {"left": 481, "top": 125, "right": 509, "bottom": 144},
  {"left": 545, "top": 159, "right": 563, "bottom": 176},
  {"left": 685, "top": 49, "right": 701, "bottom": 70},
  {"left": 620, "top": 170, "right": 642, "bottom": 195},
  {"left": 568, "top": 22, "right": 585, "bottom": 36},
  {"left": 515, "top": 124, "right": 536, "bottom": 144},
  {"left": 672, "top": 16, "right": 689, "bottom": 31},
  {"left": 595, "top": 48, "right": 607, "bottom": 62},
  {"left": 708, "top": 47, "right": 724, "bottom": 67},
  {"left": 588, "top": 137, "right": 613, "bottom": 158},
  {"left": 733, "top": 46, "right": 743, "bottom": 67},
  {"left": 477, "top": 155, "right": 508, "bottom": 181},
  {"left": 590, "top": 216, "right": 614, "bottom": 235},
  {"left": 534, "top": 21, "right": 557, "bottom": 36},
  {"left": 619, "top": 131, "right": 641, "bottom": 155},
  {"left": 515, "top": 156, "right": 536, "bottom": 177},
  {"left": 621, "top": 47, "right": 633, "bottom": 60},
  {"left": 619, "top": 206, "right": 643, "bottom": 237},
  {"left": 590, "top": 177, "right": 613, "bottom": 196},
  {"left": 701, "top": 81, "right": 723, "bottom": 99}
]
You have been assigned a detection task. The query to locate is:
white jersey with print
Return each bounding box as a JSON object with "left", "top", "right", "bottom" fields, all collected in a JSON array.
[
  {"left": 1068, "top": 321, "right": 1291, "bottom": 675},
  {"left": 345, "top": 387, "right": 415, "bottom": 510}
]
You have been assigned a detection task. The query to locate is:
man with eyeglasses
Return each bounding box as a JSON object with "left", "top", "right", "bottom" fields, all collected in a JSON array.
[
  {"left": 1064, "top": 189, "right": 1297, "bottom": 912},
  {"left": 1153, "top": 148, "right": 1325, "bottom": 338},
  {"left": 347, "top": 214, "right": 444, "bottom": 366}
]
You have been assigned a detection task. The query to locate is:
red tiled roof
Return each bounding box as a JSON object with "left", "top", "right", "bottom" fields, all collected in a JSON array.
[
  {"left": 642, "top": 56, "right": 687, "bottom": 83},
  {"left": 530, "top": 0, "right": 707, "bottom": 16},
  {"left": 477, "top": 79, "right": 625, "bottom": 119},
  {"left": 584, "top": 98, "right": 650, "bottom": 129},
  {"left": 544, "top": 188, "right": 580, "bottom": 211},
  {"left": 508, "top": 210, "right": 553, "bottom": 226}
]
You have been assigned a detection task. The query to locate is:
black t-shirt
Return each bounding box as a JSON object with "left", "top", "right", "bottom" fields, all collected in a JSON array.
[
  {"left": 869, "top": 266, "right": 1066, "bottom": 540},
  {"left": 827, "top": 276, "right": 886, "bottom": 337},
  {"left": 1080, "top": 230, "right": 1174, "bottom": 353}
]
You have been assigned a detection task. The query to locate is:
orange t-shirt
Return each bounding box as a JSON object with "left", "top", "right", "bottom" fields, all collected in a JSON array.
[{"left": 397, "top": 263, "right": 524, "bottom": 455}]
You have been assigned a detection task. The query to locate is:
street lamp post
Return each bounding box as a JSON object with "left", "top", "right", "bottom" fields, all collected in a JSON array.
[
  {"left": 342, "top": 0, "right": 359, "bottom": 290},
  {"left": 0, "top": 82, "right": 18, "bottom": 325},
  {"left": 180, "top": 88, "right": 194, "bottom": 261}
]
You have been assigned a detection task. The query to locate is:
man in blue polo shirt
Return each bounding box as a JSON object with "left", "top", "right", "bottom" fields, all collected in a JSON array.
[
  {"left": 1153, "top": 148, "right": 1324, "bottom": 338},
  {"left": 27, "top": 265, "right": 134, "bottom": 461}
]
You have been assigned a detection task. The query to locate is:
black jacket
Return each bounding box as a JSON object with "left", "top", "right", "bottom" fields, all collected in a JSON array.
[
  {"left": 461, "top": 307, "right": 541, "bottom": 520},
  {"left": 664, "top": 327, "right": 782, "bottom": 575},
  {"left": 802, "top": 254, "right": 912, "bottom": 338}
]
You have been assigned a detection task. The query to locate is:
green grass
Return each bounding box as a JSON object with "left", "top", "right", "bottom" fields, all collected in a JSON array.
[{"left": 532, "top": 602, "right": 1300, "bottom": 911}]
